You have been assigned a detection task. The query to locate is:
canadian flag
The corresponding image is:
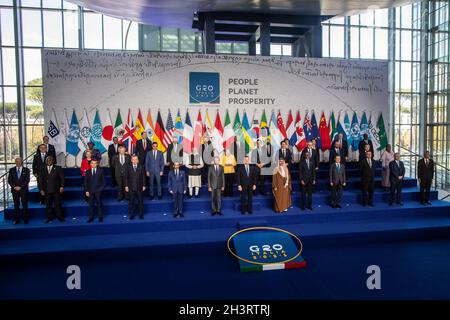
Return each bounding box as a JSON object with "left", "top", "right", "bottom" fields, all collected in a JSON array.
[{"left": 295, "top": 110, "right": 306, "bottom": 151}]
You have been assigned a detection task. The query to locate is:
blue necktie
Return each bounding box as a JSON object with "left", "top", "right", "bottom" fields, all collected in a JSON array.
[
  {"left": 246, "top": 166, "right": 249, "bottom": 176},
  {"left": 17, "top": 168, "right": 20, "bottom": 178}
]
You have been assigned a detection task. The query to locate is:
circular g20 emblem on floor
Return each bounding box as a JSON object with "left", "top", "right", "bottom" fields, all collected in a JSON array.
[{"left": 227, "top": 227, "right": 306, "bottom": 272}]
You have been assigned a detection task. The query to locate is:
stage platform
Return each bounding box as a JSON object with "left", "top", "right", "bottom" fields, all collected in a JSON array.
[{"left": 1, "top": 161, "right": 450, "bottom": 299}]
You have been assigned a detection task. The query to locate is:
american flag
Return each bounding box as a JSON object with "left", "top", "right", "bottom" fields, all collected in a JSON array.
[{"left": 163, "top": 110, "right": 174, "bottom": 148}]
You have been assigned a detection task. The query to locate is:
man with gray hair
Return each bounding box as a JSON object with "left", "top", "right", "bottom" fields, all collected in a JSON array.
[
  {"left": 8, "top": 157, "right": 30, "bottom": 224},
  {"left": 389, "top": 152, "right": 405, "bottom": 206}
]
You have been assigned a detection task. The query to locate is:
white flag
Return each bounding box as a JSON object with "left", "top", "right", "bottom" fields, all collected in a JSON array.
[{"left": 78, "top": 109, "right": 91, "bottom": 151}]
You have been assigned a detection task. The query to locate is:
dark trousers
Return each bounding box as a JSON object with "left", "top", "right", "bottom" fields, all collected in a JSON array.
[
  {"left": 12, "top": 189, "right": 28, "bottom": 222},
  {"left": 361, "top": 179, "right": 375, "bottom": 205},
  {"left": 211, "top": 188, "right": 222, "bottom": 213},
  {"left": 129, "top": 189, "right": 143, "bottom": 217},
  {"left": 389, "top": 179, "right": 403, "bottom": 204},
  {"left": 116, "top": 173, "right": 127, "bottom": 200},
  {"left": 110, "top": 166, "right": 117, "bottom": 187},
  {"left": 256, "top": 168, "right": 266, "bottom": 194},
  {"left": 149, "top": 172, "right": 162, "bottom": 197},
  {"left": 240, "top": 186, "right": 253, "bottom": 213},
  {"left": 45, "top": 192, "right": 63, "bottom": 220},
  {"left": 88, "top": 192, "right": 103, "bottom": 219},
  {"left": 224, "top": 173, "right": 234, "bottom": 197},
  {"left": 173, "top": 191, "right": 184, "bottom": 215},
  {"left": 301, "top": 182, "right": 313, "bottom": 209},
  {"left": 420, "top": 182, "right": 432, "bottom": 203},
  {"left": 331, "top": 183, "right": 343, "bottom": 206}
]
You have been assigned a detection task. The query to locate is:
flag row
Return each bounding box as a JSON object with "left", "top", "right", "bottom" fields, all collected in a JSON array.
[{"left": 47, "top": 108, "right": 388, "bottom": 157}]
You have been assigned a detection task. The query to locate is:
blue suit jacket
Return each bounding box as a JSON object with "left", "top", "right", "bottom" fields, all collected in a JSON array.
[
  {"left": 389, "top": 160, "right": 405, "bottom": 182},
  {"left": 84, "top": 167, "right": 105, "bottom": 193},
  {"left": 145, "top": 150, "right": 164, "bottom": 175},
  {"left": 168, "top": 170, "right": 187, "bottom": 194}
]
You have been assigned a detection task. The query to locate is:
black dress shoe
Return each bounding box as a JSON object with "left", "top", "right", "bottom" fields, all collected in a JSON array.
[
  {"left": 99, "top": 217, "right": 103, "bottom": 222},
  {"left": 117, "top": 197, "right": 123, "bottom": 202},
  {"left": 45, "top": 218, "right": 53, "bottom": 223},
  {"left": 307, "top": 206, "right": 313, "bottom": 211},
  {"left": 13, "top": 220, "right": 20, "bottom": 225},
  {"left": 397, "top": 202, "right": 404, "bottom": 206},
  {"left": 331, "top": 204, "right": 336, "bottom": 208},
  {"left": 241, "top": 212, "right": 246, "bottom": 215},
  {"left": 248, "top": 211, "right": 253, "bottom": 214},
  {"left": 217, "top": 211, "right": 223, "bottom": 216},
  {"left": 87, "top": 218, "right": 94, "bottom": 223},
  {"left": 368, "top": 203, "right": 374, "bottom": 207},
  {"left": 426, "top": 201, "right": 432, "bottom": 205},
  {"left": 139, "top": 215, "right": 144, "bottom": 220},
  {"left": 129, "top": 215, "right": 135, "bottom": 220},
  {"left": 389, "top": 202, "right": 393, "bottom": 206},
  {"left": 336, "top": 204, "right": 342, "bottom": 209},
  {"left": 195, "top": 195, "right": 200, "bottom": 198},
  {"left": 210, "top": 212, "right": 216, "bottom": 216},
  {"left": 180, "top": 214, "right": 184, "bottom": 218}
]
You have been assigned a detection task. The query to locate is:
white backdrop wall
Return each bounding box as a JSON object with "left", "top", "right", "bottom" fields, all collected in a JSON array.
[{"left": 42, "top": 49, "right": 389, "bottom": 166}]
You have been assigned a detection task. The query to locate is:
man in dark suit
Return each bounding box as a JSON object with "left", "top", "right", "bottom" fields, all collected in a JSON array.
[
  {"left": 329, "top": 155, "right": 346, "bottom": 208},
  {"left": 251, "top": 139, "right": 271, "bottom": 195},
  {"left": 166, "top": 137, "right": 183, "bottom": 169},
  {"left": 202, "top": 136, "right": 215, "bottom": 184},
  {"left": 84, "top": 160, "right": 105, "bottom": 223},
  {"left": 358, "top": 134, "right": 374, "bottom": 161},
  {"left": 329, "top": 140, "right": 346, "bottom": 165},
  {"left": 135, "top": 132, "right": 151, "bottom": 165},
  {"left": 8, "top": 157, "right": 30, "bottom": 225},
  {"left": 36, "top": 136, "right": 57, "bottom": 164},
  {"left": 125, "top": 155, "right": 146, "bottom": 220},
  {"left": 300, "top": 141, "right": 319, "bottom": 171},
  {"left": 333, "top": 133, "right": 349, "bottom": 162},
  {"left": 360, "top": 151, "right": 376, "bottom": 207},
  {"left": 418, "top": 150, "right": 434, "bottom": 205},
  {"left": 237, "top": 156, "right": 256, "bottom": 215},
  {"left": 389, "top": 152, "right": 406, "bottom": 206},
  {"left": 299, "top": 152, "right": 316, "bottom": 210},
  {"left": 208, "top": 157, "right": 225, "bottom": 216},
  {"left": 278, "top": 140, "right": 292, "bottom": 167},
  {"left": 145, "top": 142, "right": 164, "bottom": 200},
  {"left": 107, "top": 137, "right": 121, "bottom": 187},
  {"left": 33, "top": 144, "right": 49, "bottom": 204},
  {"left": 39, "top": 156, "right": 65, "bottom": 223},
  {"left": 112, "top": 145, "right": 131, "bottom": 201},
  {"left": 168, "top": 162, "right": 187, "bottom": 218}
]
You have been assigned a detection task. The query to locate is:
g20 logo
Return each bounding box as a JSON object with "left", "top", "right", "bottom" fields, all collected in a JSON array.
[
  {"left": 249, "top": 244, "right": 284, "bottom": 253},
  {"left": 189, "top": 72, "right": 220, "bottom": 104}
]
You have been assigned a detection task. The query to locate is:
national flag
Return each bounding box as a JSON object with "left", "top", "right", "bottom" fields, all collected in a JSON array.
[
  {"left": 145, "top": 109, "right": 154, "bottom": 139},
  {"left": 349, "top": 112, "right": 361, "bottom": 151},
  {"left": 134, "top": 109, "right": 145, "bottom": 140},
  {"left": 223, "top": 110, "right": 234, "bottom": 149},
  {"left": 193, "top": 110, "right": 204, "bottom": 151},
  {"left": 113, "top": 109, "right": 124, "bottom": 139},
  {"left": 269, "top": 110, "right": 282, "bottom": 151},
  {"left": 277, "top": 111, "right": 287, "bottom": 139},
  {"left": 294, "top": 111, "right": 306, "bottom": 151},
  {"left": 48, "top": 108, "right": 65, "bottom": 156},
  {"left": 233, "top": 110, "right": 243, "bottom": 143},
  {"left": 163, "top": 110, "right": 175, "bottom": 149},
  {"left": 259, "top": 110, "right": 269, "bottom": 142},
  {"left": 250, "top": 112, "right": 260, "bottom": 141},
  {"left": 119, "top": 109, "right": 137, "bottom": 154},
  {"left": 311, "top": 112, "right": 321, "bottom": 149},
  {"left": 90, "top": 109, "right": 107, "bottom": 154},
  {"left": 79, "top": 109, "right": 91, "bottom": 152},
  {"left": 60, "top": 109, "right": 70, "bottom": 155},
  {"left": 329, "top": 111, "right": 338, "bottom": 142},
  {"left": 285, "top": 110, "right": 294, "bottom": 146},
  {"left": 153, "top": 111, "right": 166, "bottom": 153},
  {"left": 205, "top": 109, "right": 214, "bottom": 141},
  {"left": 343, "top": 112, "right": 351, "bottom": 138},
  {"left": 66, "top": 110, "right": 81, "bottom": 157},
  {"left": 101, "top": 110, "right": 114, "bottom": 150},
  {"left": 242, "top": 111, "right": 254, "bottom": 153},
  {"left": 211, "top": 110, "right": 224, "bottom": 153},
  {"left": 360, "top": 112, "right": 369, "bottom": 137},
  {"left": 319, "top": 111, "right": 331, "bottom": 151},
  {"left": 174, "top": 109, "right": 184, "bottom": 143},
  {"left": 376, "top": 113, "right": 388, "bottom": 151},
  {"left": 182, "top": 111, "right": 193, "bottom": 153},
  {"left": 303, "top": 112, "right": 313, "bottom": 142}
]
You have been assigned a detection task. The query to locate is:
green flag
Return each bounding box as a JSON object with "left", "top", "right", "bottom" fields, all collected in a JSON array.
[
  {"left": 329, "top": 111, "right": 338, "bottom": 142},
  {"left": 233, "top": 110, "right": 243, "bottom": 142},
  {"left": 113, "top": 109, "right": 124, "bottom": 138},
  {"left": 377, "top": 113, "right": 388, "bottom": 151}
]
